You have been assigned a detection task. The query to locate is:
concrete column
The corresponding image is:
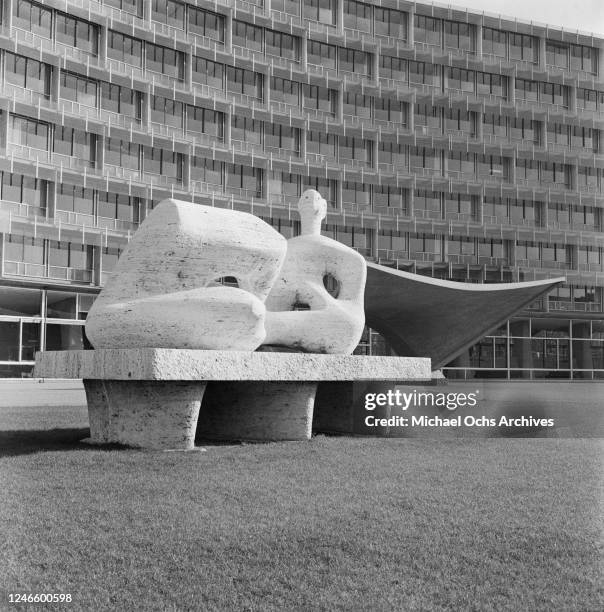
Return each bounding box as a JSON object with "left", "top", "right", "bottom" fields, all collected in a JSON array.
[
  {"left": 92, "top": 243, "right": 102, "bottom": 286},
  {"left": 337, "top": 82, "right": 344, "bottom": 123},
  {"left": 300, "top": 32, "right": 308, "bottom": 71},
  {"left": 84, "top": 380, "right": 206, "bottom": 450},
  {"left": 182, "top": 153, "right": 191, "bottom": 192},
  {"left": 142, "top": 0, "right": 152, "bottom": 27},
  {"left": 371, "top": 50, "right": 379, "bottom": 81},
  {"left": 538, "top": 37, "right": 546, "bottom": 69},
  {"left": 369, "top": 227, "right": 378, "bottom": 259},
  {"left": 263, "top": 69, "right": 270, "bottom": 105},
  {"left": 224, "top": 110, "right": 232, "bottom": 148},
  {"left": 508, "top": 75, "right": 515, "bottom": 104},
  {"left": 407, "top": 6, "right": 414, "bottom": 46},
  {"left": 224, "top": 10, "right": 233, "bottom": 54},
  {"left": 572, "top": 322, "right": 593, "bottom": 378},
  {"left": 98, "top": 20, "right": 108, "bottom": 62},
  {"left": 51, "top": 58, "right": 61, "bottom": 102},
  {"left": 475, "top": 23, "right": 483, "bottom": 57},
  {"left": 407, "top": 186, "right": 415, "bottom": 216},
  {"left": 510, "top": 320, "right": 532, "bottom": 377},
  {"left": 0, "top": 108, "right": 9, "bottom": 153},
  {"left": 141, "top": 85, "right": 152, "bottom": 129},
  {"left": 568, "top": 85, "right": 576, "bottom": 112},
  {"left": 539, "top": 120, "right": 547, "bottom": 148},
  {"left": 371, "top": 138, "right": 378, "bottom": 169},
  {"left": 47, "top": 179, "right": 57, "bottom": 221},
  {"left": 299, "top": 126, "right": 306, "bottom": 158},
  {"left": 95, "top": 134, "right": 105, "bottom": 172},
  {"left": 185, "top": 49, "right": 193, "bottom": 89},
  {"left": 2, "top": 0, "right": 13, "bottom": 29},
  {"left": 571, "top": 163, "right": 578, "bottom": 191},
  {"left": 336, "top": 0, "right": 344, "bottom": 33},
  {"left": 407, "top": 100, "right": 414, "bottom": 131},
  {"left": 335, "top": 179, "right": 343, "bottom": 211}
]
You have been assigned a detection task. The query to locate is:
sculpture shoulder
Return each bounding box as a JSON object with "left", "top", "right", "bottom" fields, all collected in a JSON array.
[{"left": 287, "top": 235, "right": 365, "bottom": 262}]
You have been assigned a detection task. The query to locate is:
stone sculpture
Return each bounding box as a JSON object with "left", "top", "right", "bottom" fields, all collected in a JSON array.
[
  {"left": 85, "top": 200, "right": 287, "bottom": 351},
  {"left": 263, "top": 189, "right": 366, "bottom": 354}
]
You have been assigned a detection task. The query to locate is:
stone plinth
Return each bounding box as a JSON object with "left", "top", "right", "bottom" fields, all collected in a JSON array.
[{"left": 34, "top": 350, "right": 431, "bottom": 449}]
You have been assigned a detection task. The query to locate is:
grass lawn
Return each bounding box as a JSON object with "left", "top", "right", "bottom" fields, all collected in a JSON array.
[{"left": 1, "top": 404, "right": 602, "bottom": 611}]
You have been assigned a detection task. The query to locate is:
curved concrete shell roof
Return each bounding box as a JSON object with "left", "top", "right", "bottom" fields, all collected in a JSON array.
[{"left": 364, "top": 263, "right": 564, "bottom": 369}]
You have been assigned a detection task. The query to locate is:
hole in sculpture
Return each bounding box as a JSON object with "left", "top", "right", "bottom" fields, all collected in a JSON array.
[
  {"left": 323, "top": 274, "right": 341, "bottom": 298},
  {"left": 211, "top": 276, "right": 239, "bottom": 288},
  {"left": 292, "top": 302, "right": 311, "bottom": 311}
]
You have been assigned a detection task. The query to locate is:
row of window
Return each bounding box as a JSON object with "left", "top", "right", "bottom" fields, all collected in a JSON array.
[
  {"left": 6, "top": 112, "right": 603, "bottom": 191},
  {"left": 5, "top": 49, "right": 604, "bottom": 124}
]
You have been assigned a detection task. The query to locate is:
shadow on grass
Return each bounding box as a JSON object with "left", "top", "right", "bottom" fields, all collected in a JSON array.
[{"left": 0, "top": 428, "right": 129, "bottom": 457}]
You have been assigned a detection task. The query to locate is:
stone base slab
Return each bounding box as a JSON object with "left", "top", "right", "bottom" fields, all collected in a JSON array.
[{"left": 34, "top": 350, "right": 431, "bottom": 449}]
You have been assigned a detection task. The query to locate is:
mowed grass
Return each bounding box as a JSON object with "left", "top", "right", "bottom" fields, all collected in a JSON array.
[{"left": 1, "top": 405, "right": 602, "bottom": 612}]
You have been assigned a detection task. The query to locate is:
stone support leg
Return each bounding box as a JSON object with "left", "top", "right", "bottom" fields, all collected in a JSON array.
[
  {"left": 83, "top": 380, "right": 206, "bottom": 450},
  {"left": 197, "top": 382, "right": 317, "bottom": 441}
]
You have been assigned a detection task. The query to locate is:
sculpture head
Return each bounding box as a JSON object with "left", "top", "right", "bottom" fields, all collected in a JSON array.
[{"left": 298, "top": 190, "right": 327, "bottom": 236}]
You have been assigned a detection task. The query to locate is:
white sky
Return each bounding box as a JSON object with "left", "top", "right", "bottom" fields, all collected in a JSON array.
[{"left": 446, "top": 0, "right": 604, "bottom": 35}]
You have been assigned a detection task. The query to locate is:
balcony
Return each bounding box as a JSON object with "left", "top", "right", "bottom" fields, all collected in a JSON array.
[
  {"left": 3, "top": 261, "right": 92, "bottom": 283},
  {"left": 0, "top": 200, "right": 46, "bottom": 220},
  {"left": 448, "top": 254, "right": 476, "bottom": 264}
]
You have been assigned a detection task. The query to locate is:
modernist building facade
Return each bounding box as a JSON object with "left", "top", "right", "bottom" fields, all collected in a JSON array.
[{"left": 0, "top": 0, "right": 602, "bottom": 378}]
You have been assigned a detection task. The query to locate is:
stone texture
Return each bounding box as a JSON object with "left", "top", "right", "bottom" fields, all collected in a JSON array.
[
  {"left": 197, "top": 381, "right": 317, "bottom": 441},
  {"left": 264, "top": 190, "right": 366, "bottom": 354},
  {"left": 85, "top": 199, "right": 287, "bottom": 351},
  {"left": 34, "top": 349, "right": 432, "bottom": 382},
  {"left": 83, "top": 380, "right": 206, "bottom": 450}
]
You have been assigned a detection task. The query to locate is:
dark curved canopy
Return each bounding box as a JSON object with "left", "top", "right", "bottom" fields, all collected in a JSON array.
[{"left": 364, "top": 263, "right": 564, "bottom": 369}]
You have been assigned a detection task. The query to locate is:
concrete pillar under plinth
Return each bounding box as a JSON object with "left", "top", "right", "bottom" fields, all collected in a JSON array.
[
  {"left": 83, "top": 380, "right": 206, "bottom": 450},
  {"left": 197, "top": 381, "right": 317, "bottom": 441}
]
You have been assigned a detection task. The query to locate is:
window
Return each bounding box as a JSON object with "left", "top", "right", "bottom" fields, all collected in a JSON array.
[
  {"left": 509, "top": 33, "right": 536, "bottom": 63},
  {"left": 377, "top": 141, "right": 407, "bottom": 167},
  {"left": 374, "top": 98, "right": 407, "bottom": 126},
  {"left": 150, "top": 95, "right": 183, "bottom": 129},
  {"left": 60, "top": 71, "right": 97, "bottom": 107},
  {"left": 188, "top": 6, "right": 224, "bottom": 42},
  {"left": 187, "top": 107, "right": 224, "bottom": 140},
  {"left": 415, "top": 103, "right": 441, "bottom": 129},
  {"left": 146, "top": 43, "right": 185, "bottom": 81},
  {"left": 226, "top": 66, "right": 263, "bottom": 99},
  {"left": 515, "top": 78, "right": 538, "bottom": 102},
  {"left": 192, "top": 57, "right": 223, "bottom": 90},
  {"left": 540, "top": 161, "right": 569, "bottom": 187},
  {"left": 448, "top": 67, "right": 474, "bottom": 93},
  {"left": 272, "top": 1, "right": 300, "bottom": 18},
  {"left": 265, "top": 29, "right": 299, "bottom": 61},
  {"left": 477, "top": 154, "right": 505, "bottom": 178},
  {"left": 55, "top": 13, "right": 98, "bottom": 55},
  {"left": 342, "top": 181, "right": 371, "bottom": 211},
  {"left": 4, "top": 235, "right": 44, "bottom": 266},
  {"left": 232, "top": 20, "right": 263, "bottom": 52},
  {"left": 339, "top": 48, "right": 371, "bottom": 77},
  {"left": 409, "top": 61, "right": 439, "bottom": 87},
  {"left": 342, "top": 92, "right": 371, "bottom": 119},
  {"left": 100, "top": 82, "right": 142, "bottom": 119},
  {"left": 444, "top": 21, "right": 473, "bottom": 52},
  {"left": 104, "top": 138, "right": 140, "bottom": 170},
  {"left": 571, "top": 45, "right": 597, "bottom": 74},
  {"left": 303, "top": 0, "right": 337, "bottom": 25},
  {"left": 270, "top": 77, "right": 300, "bottom": 106},
  {"left": 445, "top": 194, "right": 473, "bottom": 218},
  {"left": 0, "top": 172, "right": 47, "bottom": 208},
  {"left": 547, "top": 122, "right": 569, "bottom": 146},
  {"left": 230, "top": 116, "right": 263, "bottom": 146},
  {"left": 190, "top": 157, "right": 223, "bottom": 187},
  {"left": 103, "top": 0, "right": 142, "bottom": 17},
  {"left": 578, "top": 166, "right": 601, "bottom": 191},
  {"left": 445, "top": 108, "right": 473, "bottom": 134},
  {"left": 409, "top": 233, "right": 442, "bottom": 256},
  {"left": 476, "top": 72, "right": 504, "bottom": 98},
  {"left": 577, "top": 88, "right": 604, "bottom": 111},
  {"left": 379, "top": 55, "right": 407, "bottom": 82},
  {"left": 546, "top": 40, "right": 568, "bottom": 68},
  {"left": 97, "top": 192, "right": 141, "bottom": 225},
  {"left": 8, "top": 114, "right": 49, "bottom": 151},
  {"left": 142, "top": 147, "right": 183, "bottom": 183},
  {"left": 13, "top": 0, "right": 51, "bottom": 38},
  {"left": 306, "top": 130, "right": 337, "bottom": 157},
  {"left": 53, "top": 127, "right": 96, "bottom": 166},
  {"left": 515, "top": 158, "right": 540, "bottom": 182},
  {"left": 265, "top": 124, "right": 300, "bottom": 154},
  {"left": 56, "top": 185, "right": 94, "bottom": 217},
  {"left": 339, "top": 136, "right": 372, "bottom": 165},
  {"left": 483, "top": 28, "right": 506, "bottom": 58},
  {"left": 447, "top": 151, "right": 474, "bottom": 176},
  {"left": 151, "top": 0, "right": 185, "bottom": 29},
  {"left": 302, "top": 84, "right": 336, "bottom": 114},
  {"left": 410, "top": 146, "right": 441, "bottom": 171},
  {"left": 414, "top": 14, "right": 441, "bottom": 46},
  {"left": 307, "top": 40, "right": 337, "bottom": 70},
  {"left": 540, "top": 82, "right": 568, "bottom": 107},
  {"left": 107, "top": 31, "right": 143, "bottom": 67},
  {"left": 510, "top": 118, "right": 538, "bottom": 143},
  {"left": 5, "top": 53, "right": 51, "bottom": 98},
  {"left": 482, "top": 113, "right": 506, "bottom": 137},
  {"left": 344, "top": 0, "right": 371, "bottom": 33},
  {"left": 226, "top": 164, "right": 262, "bottom": 197},
  {"left": 375, "top": 7, "right": 407, "bottom": 40},
  {"left": 374, "top": 186, "right": 407, "bottom": 212},
  {"left": 48, "top": 241, "right": 93, "bottom": 273}
]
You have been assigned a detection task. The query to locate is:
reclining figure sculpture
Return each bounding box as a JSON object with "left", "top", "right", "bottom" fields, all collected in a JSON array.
[{"left": 86, "top": 190, "right": 366, "bottom": 356}]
